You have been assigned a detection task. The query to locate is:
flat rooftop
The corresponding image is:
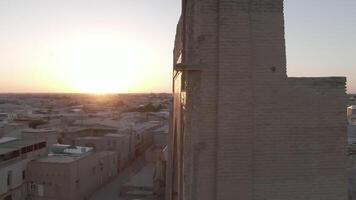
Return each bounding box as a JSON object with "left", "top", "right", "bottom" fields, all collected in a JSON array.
[
  {"left": 0, "top": 147, "right": 18, "bottom": 155},
  {"left": 0, "top": 138, "right": 44, "bottom": 149},
  {"left": 50, "top": 144, "right": 93, "bottom": 155},
  {"left": 22, "top": 128, "right": 56, "bottom": 133},
  {"left": 36, "top": 153, "right": 91, "bottom": 163},
  {"left": 105, "top": 133, "right": 127, "bottom": 138},
  {"left": 37, "top": 151, "right": 113, "bottom": 164},
  {"left": 77, "top": 136, "right": 103, "bottom": 140},
  {"left": 0, "top": 137, "right": 18, "bottom": 144}
]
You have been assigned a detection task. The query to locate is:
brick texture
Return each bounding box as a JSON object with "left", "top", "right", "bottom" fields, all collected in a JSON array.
[{"left": 166, "top": 0, "right": 348, "bottom": 200}]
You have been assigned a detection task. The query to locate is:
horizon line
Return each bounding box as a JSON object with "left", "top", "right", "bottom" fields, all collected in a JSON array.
[{"left": 0, "top": 92, "right": 172, "bottom": 95}]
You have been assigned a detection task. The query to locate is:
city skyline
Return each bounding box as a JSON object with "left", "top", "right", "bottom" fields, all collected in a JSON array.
[{"left": 0, "top": 0, "right": 355, "bottom": 93}]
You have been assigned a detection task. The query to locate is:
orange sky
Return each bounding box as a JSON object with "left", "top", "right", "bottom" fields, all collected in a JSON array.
[{"left": 0, "top": 0, "right": 355, "bottom": 93}]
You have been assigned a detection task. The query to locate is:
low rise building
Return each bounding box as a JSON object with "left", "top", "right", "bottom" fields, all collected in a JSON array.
[
  {"left": 152, "top": 125, "right": 168, "bottom": 149},
  {"left": 27, "top": 145, "right": 117, "bottom": 200},
  {"left": 60, "top": 125, "right": 118, "bottom": 144},
  {"left": 348, "top": 144, "right": 356, "bottom": 199},
  {"left": 349, "top": 122, "right": 356, "bottom": 144},
  {"left": 104, "top": 133, "right": 131, "bottom": 169},
  {"left": 21, "top": 129, "right": 58, "bottom": 147},
  {"left": 0, "top": 137, "right": 47, "bottom": 200},
  {"left": 0, "top": 122, "right": 28, "bottom": 138},
  {"left": 74, "top": 136, "right": 106, "bottom": 151},
  {"left": 349, "top": 106, "right": 356, "bottom": 124},
  {"left": 74, "top": 133, "right": 131, "bottom": 170},
  {"left": 132, "top": 122, "right": 160, "bottom": 156}
]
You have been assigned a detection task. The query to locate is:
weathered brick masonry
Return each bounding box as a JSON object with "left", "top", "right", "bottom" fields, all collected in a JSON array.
[{"left": 166, "top": 0, "right": 348, "bottom": 200}]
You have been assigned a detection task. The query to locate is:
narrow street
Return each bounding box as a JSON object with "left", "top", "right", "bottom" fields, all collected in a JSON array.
[{"left": 90, "top": 157, "right": 147, "bottom": 200}]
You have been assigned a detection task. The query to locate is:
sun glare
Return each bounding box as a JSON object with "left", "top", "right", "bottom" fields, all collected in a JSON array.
[{"left": 48, "top": 34, "right": 155, "bottom": 94}]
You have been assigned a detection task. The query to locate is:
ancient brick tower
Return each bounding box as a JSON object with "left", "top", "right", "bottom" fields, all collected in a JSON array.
[{"left": 166, "top": 0, "right": 348, "bottom": 200}]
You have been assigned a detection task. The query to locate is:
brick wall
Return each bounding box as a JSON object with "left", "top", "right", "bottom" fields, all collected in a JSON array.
[{"left": 167, "top": 0, "right": 348, "bottom": 199}]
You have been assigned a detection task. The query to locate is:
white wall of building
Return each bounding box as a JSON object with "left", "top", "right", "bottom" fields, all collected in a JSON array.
[{"left": 0, "top": 159, "right": 28, "bottom": 197}]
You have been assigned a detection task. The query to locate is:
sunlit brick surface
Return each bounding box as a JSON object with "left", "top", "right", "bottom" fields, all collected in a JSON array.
[{"left": 167, "top": 1, "right": 348, "bottom": 200}]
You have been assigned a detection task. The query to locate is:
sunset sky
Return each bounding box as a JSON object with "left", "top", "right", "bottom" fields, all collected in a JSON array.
[{"left": 0, "top": 0, "right": 355, "bottom": 93}]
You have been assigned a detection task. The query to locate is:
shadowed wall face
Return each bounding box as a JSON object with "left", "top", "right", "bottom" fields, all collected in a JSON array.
[{"left": 167, "top": 0, "right": 348, "bottom": 200}]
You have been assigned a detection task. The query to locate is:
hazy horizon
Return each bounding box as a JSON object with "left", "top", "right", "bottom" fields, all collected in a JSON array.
[{"left": 0, "top": 0, "right": 355, "bottom": 93}]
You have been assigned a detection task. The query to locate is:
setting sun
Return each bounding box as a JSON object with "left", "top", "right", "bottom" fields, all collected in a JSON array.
[
  {"left": 0, "top": 0, "right": 353, "bottom": 94},
  {"left": 46, "top": 34, "right": 156, "bottom": 94}
]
